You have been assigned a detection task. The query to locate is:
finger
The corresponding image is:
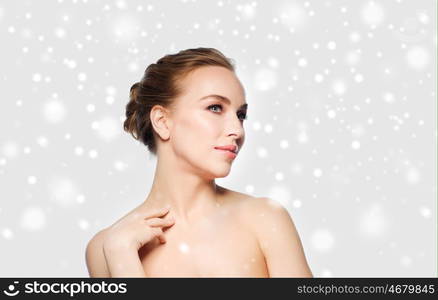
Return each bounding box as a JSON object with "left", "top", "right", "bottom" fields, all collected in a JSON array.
[
  {"left": 144, "top": 206, "right": 170, "bottom": 219},
  {"left": 151, "top": 227, "right": 166, "bottom": 243},
  {"left": 146, "top": 216, "right": 175, "bottom": 227},
  {"left": 151, "top": 227, "right": 163, "bottom": 236},
  {"left": 161, "top": 218, "right": 175, "bottom": 228},
  {"left": 158, "top": 234, "right": 166, "bottom": 244}
]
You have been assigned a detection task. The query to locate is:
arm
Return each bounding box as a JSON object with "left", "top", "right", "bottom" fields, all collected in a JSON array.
[
  {"left": 250, "top": 198, "right": 313, "bottom": 277},
  {"left": 102, "top": 242, "right": 147, "bottom": 278},
  {"left": 85, "top": 229, "right": 146, "bottom": 278},
  {"left": 86, "top": 206, "right": 173, "bottom": 278},
  {"left": 85, "top": 229, "right": 111, "bottom": 277}
]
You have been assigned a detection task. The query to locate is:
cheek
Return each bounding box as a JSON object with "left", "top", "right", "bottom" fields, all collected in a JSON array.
[
  {"left": 194, "top": 114, "right": 221, "bottom": 136},
  {"left": 172, "top": 112, "right": 220, "bottom": 150}
]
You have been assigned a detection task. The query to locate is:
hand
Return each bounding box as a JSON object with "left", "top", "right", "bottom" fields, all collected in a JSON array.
[{"left": 103, "top": 206, "right": 175, "bottom": 252}]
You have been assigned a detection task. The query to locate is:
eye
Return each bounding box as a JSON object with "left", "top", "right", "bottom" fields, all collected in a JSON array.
[
  {"left": 238, "top": 112, "right": 247, "bottom": 121},
  {"left": 208, "top": 104, "right": 222, "bottom": 113},
  {"left": 208, "top": 104, "right": 247, "bottom": 122}
]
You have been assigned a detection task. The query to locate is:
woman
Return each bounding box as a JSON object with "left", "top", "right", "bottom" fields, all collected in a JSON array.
[{"left": 85, "top": 47, "right": 313, "bottom": 278}]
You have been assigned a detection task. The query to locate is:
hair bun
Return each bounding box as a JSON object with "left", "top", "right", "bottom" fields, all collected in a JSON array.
[
  {"left": 124, "top": 82, "right": 143, "bottom": 141},
  {"left": 129, "top": 82, "right": 141, "bottom": 104}
]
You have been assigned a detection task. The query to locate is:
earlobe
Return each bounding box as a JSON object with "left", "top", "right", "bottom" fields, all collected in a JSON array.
[{"left": 150, "top": 105, "right": 171, "bottom": 141}]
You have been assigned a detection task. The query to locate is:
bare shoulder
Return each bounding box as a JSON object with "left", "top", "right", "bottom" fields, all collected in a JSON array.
[
  {"left": 237, "top": 195, "right": 313, "bottom": 277},
  {"left": 218, "top": 187, "right": 285, "bottom": 223},
  {"left": 87, "top": 227, "right": 109, "bottom": 248},
  {"left": 228, "top": 193, "right": 299, "bottom": 243},
  {"left": 216, "top": 186, "right": 281, "bottom": 226},
  {"left": 243, "top": 196, "right": 291, "bottom": 222},
  {"left": 85, "top": 227, "right": 111, "bottom": 277},
  {"left": 237, "top": 196, "right": 297, "bottom": 241},
  {"left": 216, "top": 185, "right": 258, "bottom": 212}
]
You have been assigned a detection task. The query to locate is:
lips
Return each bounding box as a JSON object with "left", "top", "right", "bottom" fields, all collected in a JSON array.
[{"left": 214, "top": 145, "right": 238, "bottom": 154}]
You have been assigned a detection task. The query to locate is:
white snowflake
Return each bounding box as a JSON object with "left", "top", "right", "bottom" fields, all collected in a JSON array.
[
  {"left": 405, "top": 46, "right": 430, "bottom": 71},
  {"left": 20, "top": 206, "right": 47, "bottom": 231},
  {"left": 311, "top": 229, "right": 335, "bottom": 252},
  {"left": 361, "top": 1, "right": 385, "bottom": 28},
  {"left": 359, "top": 203, "right": 387, "bottom": 237},
  {"left": 43, "top": 100, "right": 66, "bottom": 123}
]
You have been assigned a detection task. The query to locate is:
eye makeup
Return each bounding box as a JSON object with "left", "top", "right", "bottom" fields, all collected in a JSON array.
[{"left": 207, "top": 104, "right": 247, "bottom": 121}]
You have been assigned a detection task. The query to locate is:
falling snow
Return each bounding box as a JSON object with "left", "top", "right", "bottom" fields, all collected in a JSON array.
[
  {"left": 311, "top": 229, "right": 335, "bottom": 252},
  {"left": 19, "top": 206, "right": 47, "bottom": 231},
  {"left": 43, "top": 99, "right": 67, "bottom": 123},
  {"left": 178, "top": 242, "right": 190, "bottom": 254},
  {"left": 0, "top": 0, "right": 434, "bottom": 278},
  {"left": 359, "top": 203, "right": 388, "bottom": 237}
]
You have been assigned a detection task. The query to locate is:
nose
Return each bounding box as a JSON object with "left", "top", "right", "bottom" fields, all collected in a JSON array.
[{"left": 226, "top": 113, "right": 245, "bottom": 141}]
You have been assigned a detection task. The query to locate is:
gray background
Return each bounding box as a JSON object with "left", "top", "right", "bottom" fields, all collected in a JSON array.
[{"left": 0, "top": 0, "right": 436, "bottom": 277}]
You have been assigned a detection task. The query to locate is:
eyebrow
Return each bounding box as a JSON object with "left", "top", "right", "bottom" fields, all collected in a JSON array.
[{"left": 200, "top": 94, "right": 248, "bottom": 109}]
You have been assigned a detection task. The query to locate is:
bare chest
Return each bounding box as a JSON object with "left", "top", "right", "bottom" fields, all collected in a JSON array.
[{"left": 138, "top": 212, "right": 268, "bottom": 277}]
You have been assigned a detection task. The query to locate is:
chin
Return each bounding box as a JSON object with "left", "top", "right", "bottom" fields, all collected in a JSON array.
[
  {"left": 212, "top": 167, "right": 232, "bottom": 178},
  {"left": 199, "top": 165, "right": 231, "bottom": 180}
]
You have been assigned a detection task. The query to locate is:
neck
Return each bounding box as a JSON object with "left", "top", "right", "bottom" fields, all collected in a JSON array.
[{"left": 144, "top": 150, "right": 221, "bottom": 224}]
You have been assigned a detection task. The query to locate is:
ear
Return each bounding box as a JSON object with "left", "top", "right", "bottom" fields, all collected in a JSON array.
[{"left": 150, "top": 105, "right": 172, "bottom": 141}]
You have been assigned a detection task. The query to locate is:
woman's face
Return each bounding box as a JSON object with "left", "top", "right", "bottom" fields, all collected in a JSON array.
[{"left": 168, "top": 66, "right": 247, "bottom": 179}]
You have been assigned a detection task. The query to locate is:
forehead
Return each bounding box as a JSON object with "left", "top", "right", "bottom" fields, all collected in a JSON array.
[{"left": 178, "top": 66, "right": 246, "bottom": 104}]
